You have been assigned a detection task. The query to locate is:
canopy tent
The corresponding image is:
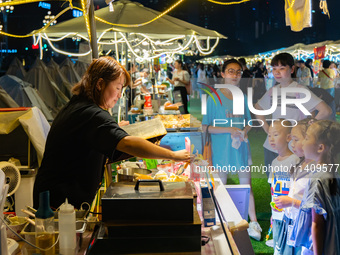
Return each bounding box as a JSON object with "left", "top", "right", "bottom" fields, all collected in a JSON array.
[
  {"left": 74, "top": 61, "right": 89, "bottom": 78},
  {"left": 59, "top": 58, "right": 81, "bottom": 85},
  {"left": 199, "top": 40, "right": 340, "bottom": 65},
  {"left": 40, "top": 0, "right": 226, "bottom": 61},
  {"left": 6, "top": 57, "right": 27, "bottom": 80},
  {"left": 43, "top": 0, "right": 226, "bottom": 39},
  {"left": 239, "top": 40, "right": 340, "bottom": 66},
  {"left": 47, "top": 59, "right": 73, "bottom": 99},
  {"left": 24, "top": 58, "right": 69, "bottom": 117},
  {"left": 0, "top": 86, "right": 19, "bottom": 108},
  {"left": 0, "top": 75, "right": 53, "bottom": 121}
]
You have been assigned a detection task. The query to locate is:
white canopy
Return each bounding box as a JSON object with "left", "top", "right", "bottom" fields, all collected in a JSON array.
[{"left": 43, "top": 0, "right": 226, "bottom": 40}]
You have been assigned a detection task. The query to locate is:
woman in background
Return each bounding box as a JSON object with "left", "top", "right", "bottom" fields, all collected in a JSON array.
[{"left": 166, "top": 59, "right": 190, "bottom": 113}]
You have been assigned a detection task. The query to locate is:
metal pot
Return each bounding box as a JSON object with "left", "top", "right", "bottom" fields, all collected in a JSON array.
[{"left": 117, "top": 168, "right": 152, "bottom": 182}]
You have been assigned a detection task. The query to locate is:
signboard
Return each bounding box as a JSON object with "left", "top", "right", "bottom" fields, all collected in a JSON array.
[
  {"left": 159, "top": 54, "right": 166, "bottom": 64},
  {"left": 38, "top": 2, "right": 51, "bottom": 9},
  {"left": 314, "top": 46, "right": 326, "bottom": 60},
  {"left": 73, "top": 10, "right": 83, "bottom": 17}
]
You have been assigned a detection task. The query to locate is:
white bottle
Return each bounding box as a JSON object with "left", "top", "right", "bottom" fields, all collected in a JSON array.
[{"left": 58, "top": 198, "right": 76, "bottom": 255}]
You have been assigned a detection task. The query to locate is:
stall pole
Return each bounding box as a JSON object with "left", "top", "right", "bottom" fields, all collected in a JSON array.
[
  {"left": 124, "top": 33, "right": 129, "bottom": 121},
  {"left": 114, "top": 32, "right": 119, "bottom": 62},
  {"left": 88, "top": 0, "right": 98, "bottom": 59}
]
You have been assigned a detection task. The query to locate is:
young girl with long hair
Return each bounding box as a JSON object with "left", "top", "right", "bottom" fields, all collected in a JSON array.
[
  {"left": 274, "top": 118, "right": 316, "bottom": 255},
  {"left": 290, "top": 120, "right": 340, "bottom": 255}
]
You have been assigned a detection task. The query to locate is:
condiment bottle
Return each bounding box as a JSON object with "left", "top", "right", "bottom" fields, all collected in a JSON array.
[
  {"left": 35, "top": 191, "right": 55, "bottom": 255},
  {"left": 144, "top": 94, "right": 153, "bottom": 115},
  {"left": 59, "top": 198, "right": 76, "bottom": 255}
]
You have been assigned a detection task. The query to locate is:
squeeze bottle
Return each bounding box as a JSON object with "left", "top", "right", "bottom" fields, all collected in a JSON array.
[{"left": 58, "top": 198, "right": 77, "bottom": 255}]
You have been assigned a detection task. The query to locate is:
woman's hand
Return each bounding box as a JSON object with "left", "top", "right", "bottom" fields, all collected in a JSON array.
[
  {"left": 166, "top": 77, "right": 174, "bottom": 85},
  {"left": 273, "top": 196, "right": 293, "bottom": 209},
  {"left": 118, "top": 120, "right": 130, "bottom": 127},
  {"left": 174, "top": 77, "right": 180, "bottom": 81},
  {"left": 171, "top": 149, "right": 190, "bottom": 162},
  {"left": 229, "top": 127, "right": 244, "bottom": 141}
]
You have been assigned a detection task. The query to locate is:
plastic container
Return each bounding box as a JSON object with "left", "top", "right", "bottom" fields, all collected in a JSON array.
[
  {"left": 59, "top": 198, "right": 76, "bottom": 255},
  {"left": 35, "top": 191, "right": 55, "bottom": 255}
]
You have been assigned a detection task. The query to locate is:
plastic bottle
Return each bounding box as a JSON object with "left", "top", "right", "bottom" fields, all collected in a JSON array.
[
  {"left": 35, "top": 190, "right": 55, "bottom": 255},
  {"left": 58, "top": 198, "right": 76, "bottom": 255},
  {"left": 144, "top": 94, "right": 153, "bottom": 115}
]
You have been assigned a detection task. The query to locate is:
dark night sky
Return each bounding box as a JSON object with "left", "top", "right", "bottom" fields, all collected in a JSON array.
[{"left": 2, "top": 0, "right": 340, "bottom": 60}]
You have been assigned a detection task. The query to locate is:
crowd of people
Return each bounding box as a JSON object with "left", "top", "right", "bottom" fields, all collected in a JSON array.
[
  {"left": 123, "top": 54, "right": 340, "bottom": 122},
  {"left": 200, "top": 52, "right": 339, "bottom": 255}
]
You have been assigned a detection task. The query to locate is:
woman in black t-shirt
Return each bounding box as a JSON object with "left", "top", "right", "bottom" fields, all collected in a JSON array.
[{"left": 33, "top": 56, "right": 190, "bottom": 209}]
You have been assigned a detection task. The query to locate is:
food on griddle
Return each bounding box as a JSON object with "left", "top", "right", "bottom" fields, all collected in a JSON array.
[{"left": 134, "top": 173, "right": 153, "bottom": 180}]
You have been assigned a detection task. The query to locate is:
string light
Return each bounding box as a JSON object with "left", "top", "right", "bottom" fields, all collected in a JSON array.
[
  {"left": 42, "top": 32, "right": 89, "bottom": 42},
  {"left": 43, "top": 32, "right": 92, "bottom": 56},
  {"left": 39, "top": 33, "right": 43, "bottom": 59},
  {"left": 80, "top": 0, "right": 91, "bottom": 42},
  {"left": 41, "top": 28, "right": 221, "bottom": 60},
  {"left": 195, "top": 37, "right": 220, "bottom": 55},
  {"left": 0, "top": 5, "right": 71, "bottom": 38},
  {"left": 206, "top": 0, "right": 250, "bottom": 5},
  {"left": 118, "top": 32, "right": 197, "bottom": 61}
]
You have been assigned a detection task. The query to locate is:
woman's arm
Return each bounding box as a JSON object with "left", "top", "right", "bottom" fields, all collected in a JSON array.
[
  {"left": 312, "top": 208, "right": 325, "bottom": 255},
  {"left": 166, "top": 77, "right": 175, "bottom": 85},
  {"left": 314, "top": 101, "right": 332, "bottom": 120},
  {"left": 273, "top": 196, "right": 301, "bottom": 209},
  {"left": 116, "top": 136, "right": 190, "bottom": 161},
  {"left": 243, "top": 125, "right": 252, "bottom": 139}
]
